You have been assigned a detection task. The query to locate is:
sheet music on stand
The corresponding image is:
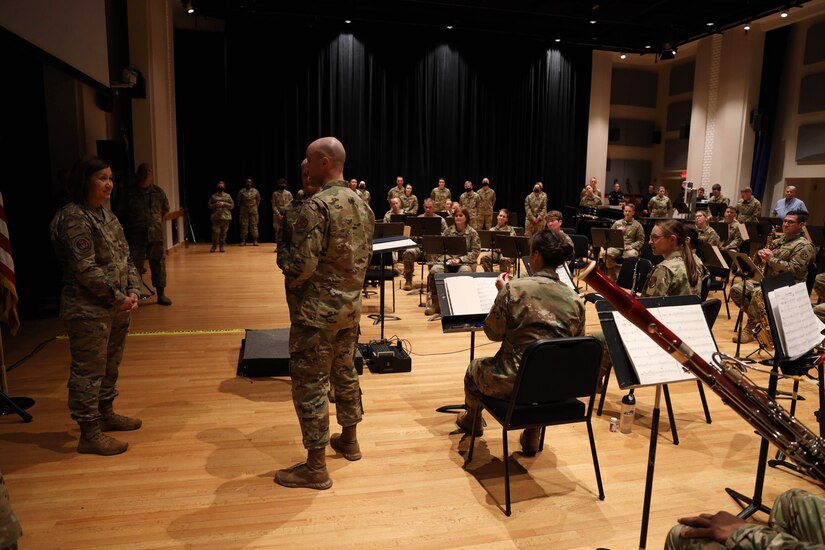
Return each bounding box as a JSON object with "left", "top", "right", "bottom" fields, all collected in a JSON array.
[
  {"left": 597, "top": 295, "right": 718, "bottom": 388},
  {"left": 696, "top": 242, "right": 728, "bottom": 270},
  {"left": 443, "top": 276, "right": 499, "bottom": 315},
  {"left": 435, "top": 272, "right": 500, "bottom": 333},
  {"left": 767, "top": 282, "right": 825, "bottom": 361},
  {"left": 372, "top": 235, "right": 417, "bottom": 252}
]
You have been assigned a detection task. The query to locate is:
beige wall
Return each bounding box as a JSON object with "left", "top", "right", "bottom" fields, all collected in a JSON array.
[{"left": 584, "top": 51, "right": 612, "bottom": 194}]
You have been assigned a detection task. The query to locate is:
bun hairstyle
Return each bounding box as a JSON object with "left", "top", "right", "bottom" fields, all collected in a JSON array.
[
  {"left": 655, "top": 219, "right": 700, "bottom": 287},
  {"left": 531, "top": 229, "right": 573, "bottom": 269}
]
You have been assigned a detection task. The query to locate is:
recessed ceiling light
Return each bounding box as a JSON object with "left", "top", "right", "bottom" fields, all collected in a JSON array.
[
  {"left": 645, "top": 45, "right": 651, "bottom": 49},
  {"left": 620, "top": 53, "right": 627, "bottom": 59},
  {"left": 780, "top": 11, "right": 788, "bottom": 17},
  {"left": 706, "top": 22, "right": 714, "bottom": 26},
  {"left": 744, "top": 24, "right": 751, "bottom": 31},
  {"left": 446, "top": 25, "right": 453, "bottom": 29},
  {"left": 555, "top": 38, "right": 561, "bottom": 42},
  {"left": 344, "top": 19, "right": 351, "bottom": 24},
  {"left": 590, "top": 20, "right": 597, "bottom": 24}
]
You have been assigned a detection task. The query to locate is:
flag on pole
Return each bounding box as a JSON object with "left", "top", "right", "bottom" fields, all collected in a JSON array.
[{"left": 0, "top": 191, "right": 20, "bottom": 336}]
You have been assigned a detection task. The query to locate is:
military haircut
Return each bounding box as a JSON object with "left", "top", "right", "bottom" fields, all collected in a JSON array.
[
  {"left": 531, "top": 229, "right": 572, "bottom": 269},
  {"left": 786, "top": 209, "right": 808, "bottom": 224},
  {"left": 66, "top": 155, "right": 110, "bottom": 204},
  {"left": 546, "top": 210, "right": 563, "bottom": 222},
  {"left": 712, "top": 183, "right": 721, "bottom": 191}
]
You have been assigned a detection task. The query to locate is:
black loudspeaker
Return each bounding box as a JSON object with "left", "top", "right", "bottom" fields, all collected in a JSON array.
[
  {"left": 651, "top": 130, "right": 662, "bottom": 144},
  {"left": 679, "top": 124, "right": 690, "bottom": 139},
  {"left": 237, "top": 328, "right": 363, "bottom": 377},
  {"left": 608, "top": 127, "right": 621, "bottom": 142}
]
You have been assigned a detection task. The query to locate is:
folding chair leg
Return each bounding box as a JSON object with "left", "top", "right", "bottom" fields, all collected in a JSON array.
[
  {"left": 723, "top": 287, "right": 730, "bottom": 319},
  {"left": 503, "top": 428, "right": 511, "bottom": 516},
  {"left": 586, "top": 419, "right": 605, "bottom": 500},
  {"left": 464, "top": 414, "right": 480, "bottom": 467},
  {"left": 597, "top": 368, "right": 611, "bottom": 417}
]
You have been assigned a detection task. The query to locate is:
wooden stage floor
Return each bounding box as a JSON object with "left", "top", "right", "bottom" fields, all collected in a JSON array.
[{"left": 1, "top": 243, "right": 821, "bottom": 549}]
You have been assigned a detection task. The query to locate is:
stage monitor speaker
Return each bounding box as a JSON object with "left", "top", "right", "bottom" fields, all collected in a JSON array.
[{"left": 237, "top": 329, "right": 364, "bottom": 377}]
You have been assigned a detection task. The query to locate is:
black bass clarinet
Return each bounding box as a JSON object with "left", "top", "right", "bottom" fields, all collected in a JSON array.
[{"left": 580, "top": 261, "right": 825, "bottom": 486}]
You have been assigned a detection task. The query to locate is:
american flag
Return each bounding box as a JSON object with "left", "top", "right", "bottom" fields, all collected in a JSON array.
[{"left": 0, "top": 191, "right": 19, "bottom": 336}]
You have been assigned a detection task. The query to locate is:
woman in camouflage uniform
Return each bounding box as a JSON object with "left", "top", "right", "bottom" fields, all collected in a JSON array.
[
  {"left": 641, "top": 220, "right": 707, "bottom": 297},
  {"left": 50, "top": 156, "right": 143, "bottom": 456},
  {"left": 425, "top": 207, "right": 480, "bottom": 315}
]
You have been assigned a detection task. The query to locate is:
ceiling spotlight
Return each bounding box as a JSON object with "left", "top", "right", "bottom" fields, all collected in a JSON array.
[
  {"left": 706, "top": 22, "right": 714, "bottom": 26},
  {"left": 620, "top": 53, "right": 627, "bottom": 59},
  {"left": 660, "top": 43, "right": 676, "bottom": 60},
  {"left": 780, "top": 11, "right": 788, "bottom": 17},
  {"left": 744, "top": 24, "right": 751, "bottom": 31},
  {"left": 446, "top": 25, "right": 453, "bottom": 29},
  {"left": 645, "top": 45, "right": 651, "bottom": 49},
  {"left": 185, "top": 1, "right": 194, "bottom": 14},
  {"left": 590, "top": 20, "right": 597, "bottom": 24},
  {"left": 344, "top": 19, "right": 351, "bottom": 24},
  {"left": 555, "top": 38, "right": 561, "bottom": 43}
]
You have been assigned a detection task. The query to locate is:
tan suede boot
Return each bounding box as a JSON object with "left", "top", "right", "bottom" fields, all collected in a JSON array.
[
  {"left": 520, "top": 428, "right": 541, "bottom": 456},
  {"left": 99, "top": 400, "right": 142, "bottom": 431},
  {"left": 275, "top": 448, "right": 332, "bottom": 489},
  {"left": 330, "top": 424, "right": 361, "bottom": 461},
  {"left": 732, "top": 320, "right": 756, "bottom": 344},
  {"left": 77, "top": 420, "right": 128, "bottom": 455},
  {"left": 456, "top": 409, "right": 483, "bottom": 436},
  {"left": 403, "top": 275, "right": 413, "bottom": 291}
]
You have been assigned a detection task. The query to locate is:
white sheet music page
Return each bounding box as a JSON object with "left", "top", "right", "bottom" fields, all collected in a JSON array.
[
  {"left": 769, "top": 283, "right": 825, "bottom": 360},
  {"left": 444, "top": 276, "right": 498, "bottom": 315},
  {"left": 556, "top": 266, "right": 576, "bottom": 291},
  {"left": 612, "top": 304, "right": 716, "bottom": 385}
]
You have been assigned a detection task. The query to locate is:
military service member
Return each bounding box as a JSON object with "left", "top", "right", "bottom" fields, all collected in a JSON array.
[
  {"left": 736, "top": 187, "right": 761, "bottom": 223},
  {"left": 456, "top": 230, "right": 585, "bottom": 456},
  {"left": 401, "top": 198, "right": 448, "bottom": 291},
  {"left": 524, "top": 182, "right": 548, "bottom": 237},
  {"left": 208, "top": 181, "right": 234, "bottom": 252},
  {"left": 348, "top": 178, "right": 358, "bottom": 191},
  {"left": 479, "top": 209, "right": 516, "bottom": 273},
  {"left": 459, "top": 181, "right": 480, "bottom": 230},
  {"left": 1, "top": 468, "right": 22, "bottom": 550},
  {"left": 721, "top": 206, "right": 743, "bottom": 251},
  {"left": 581, "top": 176, "right": 603, "bottom": 200},
  {"left": 425, "top": 207, "right": 480, "bottom": 315},
  {"left": 357, "top": 180, "right": 370, "bottom": 204},
  {"left": 731, "top": 210, "right": 814, "bottom": 343},
  {"left": 694, "top": 210, "right": 721, "bottom": 246},
  {"left": 430, "top": 178, "right": 451, "bottom": 211},
  {"left": 605, "top": 203, "right": 644, "bottom": 280},
  {"left": 580, "top": 185, "right": 603, "bottom": 208},
  {"left": 665, "top": 489, "right": 825, "bottom": 550},
  {"left": 641, "top": 220, "right": 707, "bottom": 298},
  {"left": 383, "top": 197, "right": 405, "bottom": 222},
  {"left": 387, "top": 176, "right": 405, "bottom": 205},
  {"left": 50, "top": 155, "right": 143, "bottom": 456},
  {"left": 276, "top": 137, "right": 375, "bottom": 490},
  {"left": 121, "top": 163, "right": 172, "bottom": 305},
  {"left": 476, "top": 177, "right": 496, "bottom": 230},
  {"left": 400, "top": 184, "right": 418, "bottom": 215},
  {"left": 545, "top": 210, "right": 574, "bottom": 253},
  {"left": 707, "top": 183, "right": 729, "bottom": 220},
  {"left": 236, "top": 178, "right": 261, "bottom": 246},
  {"left": 648, "top": 186, "right": 672, "bottom": 218},
  {"left": 271, "top": 178, "right": 293, "bottom": 249},
  {"left": 814, "top": 272, "right": 825, "bottom": 303}
]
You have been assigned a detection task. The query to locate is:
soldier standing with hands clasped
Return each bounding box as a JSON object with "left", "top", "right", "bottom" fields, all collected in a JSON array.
[
  {"left": 236, "top": 178, "right": 261, "bottom": 246},
  {"left": 208, "top": 181, "right": 234, "bottom": 252}
]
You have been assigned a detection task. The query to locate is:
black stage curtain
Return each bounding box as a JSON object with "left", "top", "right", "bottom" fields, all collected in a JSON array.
[{"left": 176, "top": 22, "right": 591, "bottom": 241}]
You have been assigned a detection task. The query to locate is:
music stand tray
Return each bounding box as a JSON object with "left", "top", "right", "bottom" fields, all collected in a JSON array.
[
  {"left": 478, "top": 230, "right": 495, "bottom": 249},
  {"left": 408, "top": 216, "right": 444, "bottom": 239},
  {"left": 707, "top": 202, "right": 727, "bottom": 219},
  {"left": 590, "top": 228, "right": 624, "bottom": 249},
  {"left": 710, "top": 222, "right": 729, "bottom": 242},
  {"left": 373, "top": 222, "right": 405, "bottom": 238},
  {"left": 495, "top": 236, "right": 530, "bottom": 260}
]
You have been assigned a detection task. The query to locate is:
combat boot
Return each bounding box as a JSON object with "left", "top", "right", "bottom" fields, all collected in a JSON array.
[
  {"left": 99, "top": 400, "right": 142, "bottom": 431},
  {"left": 219, "top": 244, "right": 226, "bottom": 252},
  {"left": 252, "top": 240, "right": 259, "bottom": 247},
  {"left": 330, "top": 424, "right": 361, "bottom": 461},
  {"left": 520, "top": 428, "right": 541, "bottom": 456},
  {"left": 77, "top": 420, "right": 128, "bottom": 455},
  {"left": 456, "top": 409, "right": 483, "bottom": 436},
  {"left": 210, "top": 245, "right": 217, "bottom": 253},
  {"left": 732, "top": 320, "right": 756, "bottom": 344},
  {"left": 275, "top": 448, "right": 332, "bottom": 490},
  {"left": 403, "top": 274, "right": 413, "bottom": 291},
  {"left": 239, "top": 239, "right": 246, "bottom": 246},
  {"left": 156, "top": 287, "right": 172, "bottom": 306}
]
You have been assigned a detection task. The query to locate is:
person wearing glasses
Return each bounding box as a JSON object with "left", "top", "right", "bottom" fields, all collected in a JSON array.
[
  {"left": 730, "top": 210, "right": 815, "bottom": 344},
  {"left": 641, "top": 220, "right": 707, "bottom": 298}
]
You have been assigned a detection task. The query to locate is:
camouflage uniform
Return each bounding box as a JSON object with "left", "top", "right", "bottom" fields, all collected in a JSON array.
[
  {"left": 580, "top": 194, "right": 603, "bottom": 208},
  {"left": 431, "top": 187, "right": 452, "bottom": 211},
  {"left": 648, "top": 195, "right": 672, "bottom": 218},
  {"left": 479, "top": 224, "right": 516, "bottom": 273},
  {"left": 50, "top": 203, "right": 142, "bottom": 422},
  {"left": 476, "top": 186, "right": 496, "bottom": 230},
  {"left": 387, "top": 185, "right": 405, "bottom": 204},
  {"left": 383, "top": 208, "right": 405, "bottom": 223},
  {"left": 399, "top": 194, "right": 419, "bottom": 215},
  {"left": 814, "top": 303, "right": 825, "bottom": 323},
  {"left": 696, "top": 225, "right": 721, "bottom": 247},
  {"left": 605, "top": 219, "right": 644, "bottom": 275},
  {"left": 464, "top": 268, "right": 585, "bottom": 413},
  {"left": 357, "top": 189, "right": 371, "bottom": 204},
  {"left": 664, "top": 488, "right": 825, "bottom": 550},
  {"left": 722, "top": 221, "right": 743, "bottom": 251},
  {"left": 236, "top": 187, "right": 261, "bottom": 244},
  {"left": 0, "top": 469, "right": 22, "bottom": 550},
  {"left": 121, "top": 183, "right": 169, "bottom": 289},
  {"left": 427, "top": 225, "right": 481, "bottom": 299},
  {"left": 641, "top": 250, "right": 707, "bottom": 297},
  {"left": 459, "top": 190, "right": 480, "bottom": 230},
  {"left": 271, "top": 188, "right": 293, "bottom": 238},
  {"left": 277, "top": 194, "right": 306, "bottom": 321},
  {"left": 208, "top": 191, "right": 234, "bottom": 250},
  {"left": 524, "top": 191, "right": 548, "bottom": 237},
  {"left": 814, "top": 272, "right": 825, "bottom": 302},
  {"left": 285, "top": 180, "right": 375, "bottom": 450},
  {"left": 580, "top": 188, "right": 603, "bottom": 200},
  {"left": 736, "top": 197, "right": 762, "bottom": 223},
  {"left": 707, "top": 193, "right": 729, "bottom": 220},
  {"left": 401, "top": 214, "right": 448, "bottom": 279},
  {"left": 731, "top": 233, "right": 814, "bottom": 318}
]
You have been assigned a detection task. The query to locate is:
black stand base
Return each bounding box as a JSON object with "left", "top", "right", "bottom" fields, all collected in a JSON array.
[
  {"left": 0, "top": 393, "right": 34, "bottom": 422},
  {"left": 725, "top": 486, "right": 772, "bottom": 518}
]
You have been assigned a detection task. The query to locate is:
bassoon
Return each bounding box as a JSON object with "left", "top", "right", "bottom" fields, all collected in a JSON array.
[{"left": 580, "top": 261, "right": 825, "bottom": 486}]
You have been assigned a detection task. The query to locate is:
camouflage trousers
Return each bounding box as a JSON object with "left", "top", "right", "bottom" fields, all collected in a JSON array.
[
  {"left": 0, "top": 469, "right": 22, "bottom": 549},
  {"left": 401, "top": 247, "right": 423, "bottom": 278},
  {"left": 238, "top": 210, "right": 259, "bottom": 241},
  {"left": 664, "top": 489, "right": 825, "bottom": 549},
  {"left": 814, "top": 303, "right": 825, "bottom": 323},
  {"left": 428, "top": 263, "right": 474, "bottom": 298},
  {"left": 477, "top": 210, "right": 494, "bottom": 231},
  {"left": 525, "top": 218, "right": 544, "bottom": 238},
  {"left": 464, "top": 356, "right": 515, "bottom": 413},
  {"left": 605, "top": 247, "right": 639, "bottom": 278},
  {"left": 468, "top": 211, "right": 479, "bottom": 231},
  {"left": 288, "top": 323, "right": 363, "bottom": 450},
  {"left": 64, "top": 311, "right": 130, "bottom": 422},
  {"left": 730, "top": 280, "right": 765, "bottom": 319},
  {"left": 814, "top": 272, "right": 825, "bottom": 303},
  {"left": 211, "top": 220, "right": 230, "bottom": 246},
  {"left": 130, "top": 240, "right": 166, "bottom": 288},
  {"left": 479, "top": 251, "right": 512, "bottom": 273}
]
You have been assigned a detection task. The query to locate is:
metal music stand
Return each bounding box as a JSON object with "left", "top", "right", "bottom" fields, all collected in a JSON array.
[
  {"left": 478, "top": 230, "right": 494, "bottom": 249},
  {"left": 408, "top": 216, "right": 445, "bottom": 305},
  {"left": 710, "top": 221, "right": 729, "bottom": 242},
  {"left": 495, "top": 236, "right": 530, "bottom": 277},
  {"left": 389, "top": 213, "right": 407, "bottom": 224},
  {"left": 367, "top": 225, "right": 407, "bottom": 338},
  {"left": 727, "top": 251, "right": 765, "bottom": 360},
  {"left": 590, "top": 228, "right": 624, "bottom": 268},
  {"left": 707, "top": 202, "right": 727, "bottom": 220}
]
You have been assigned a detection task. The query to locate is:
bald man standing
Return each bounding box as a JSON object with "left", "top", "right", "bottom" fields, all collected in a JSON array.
[{"left": 277, "top": 137, "right": 375, "bottom": 490}]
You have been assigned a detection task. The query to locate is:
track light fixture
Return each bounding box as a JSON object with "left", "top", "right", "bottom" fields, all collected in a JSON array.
[
  {"left": 780, "top": 10, "right": 789, "bottom": 17},
  {"left": 185, "top": 1, "right": 194, "bottom": 14},
  {"left": 659, "top": 42, "right": 676, "bottom": 60},
  {"left": 620, "top": 53, "right": 626, "bottom": 60}
]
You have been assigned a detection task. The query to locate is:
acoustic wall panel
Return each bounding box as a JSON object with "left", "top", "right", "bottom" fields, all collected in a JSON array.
[
  {"left": 798, "top": 72, "right": 825, "bottom": 114},
  {"left": 608, "top": 118, "right": 656, "bottom": 147},
  {"left": 611, "top": 68, "right": 657, "bottom": 107},
  {"left": 605, "top": 158, "right": 653, "bottom": 195},
  {"left": 669, "top": 60, "right": 695, "bottom": 96},
  {"left": 796, "top": 123, "right": 825, "bottom": 163},
  {"left": 666, "top": 100, "right": 692, "bottom": 131},
  {"left": 664, "top": 139, "right": 689, "bottom": 169},
  {"left": 803, "top": 22, "right": 825, "bottom": 65}
]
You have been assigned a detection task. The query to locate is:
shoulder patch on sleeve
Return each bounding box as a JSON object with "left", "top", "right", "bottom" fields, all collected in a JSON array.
[{"left": 71, "top": 236, "right": 93, "bottom": 256}]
